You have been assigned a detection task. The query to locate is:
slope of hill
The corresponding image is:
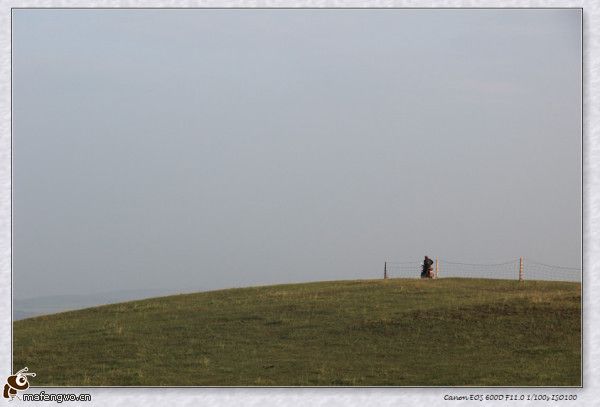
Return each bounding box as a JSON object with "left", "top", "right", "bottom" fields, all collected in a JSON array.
[
  {"left": 13, "top": 288, "right": 193, "bottom": 320},
  {"left": 13, "top": 278, "right": 580, "bottom": 386}
]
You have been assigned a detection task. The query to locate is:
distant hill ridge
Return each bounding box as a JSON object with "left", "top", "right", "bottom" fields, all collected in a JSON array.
[{"left": 13, "top": 288, "right": 196, "bottom": 320}]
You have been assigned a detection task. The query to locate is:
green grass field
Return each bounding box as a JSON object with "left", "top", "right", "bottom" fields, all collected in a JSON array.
[{"left": 13, "top": 278, "right": 580, "bottom": 386}]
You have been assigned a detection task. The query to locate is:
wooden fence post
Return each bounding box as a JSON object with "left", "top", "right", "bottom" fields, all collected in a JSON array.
[
  {"left": 384, "top": 262, "right": 387, "bottom": 280},
  {"left": 435, "top": 258, "right": 439, "bottom": 279},
  {"left": 519, "top": 257, "right": 524, "bottom": 282}
]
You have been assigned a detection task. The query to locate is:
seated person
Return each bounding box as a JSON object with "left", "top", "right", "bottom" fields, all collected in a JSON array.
[{"left": 421, "top": 256, "right": 434, "bottom": 278}]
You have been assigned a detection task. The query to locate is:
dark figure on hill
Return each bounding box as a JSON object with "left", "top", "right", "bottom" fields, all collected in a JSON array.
[{"left": 421, "top": 256, "right": 434, "bottom": 278}]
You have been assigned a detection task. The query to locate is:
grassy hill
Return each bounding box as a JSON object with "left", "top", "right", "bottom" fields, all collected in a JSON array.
[{"left": 13, "top": 278, "right": 580, "bottom": 386}]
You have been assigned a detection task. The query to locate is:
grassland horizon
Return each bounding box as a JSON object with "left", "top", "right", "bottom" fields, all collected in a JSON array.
[{"left": 13, "top": 278, "right": 581, "bottom": 386}]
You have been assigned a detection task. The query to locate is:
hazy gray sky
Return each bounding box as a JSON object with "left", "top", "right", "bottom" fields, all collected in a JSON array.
[{"left": 13, "top": 9, "right": 581, "bottom": 300}]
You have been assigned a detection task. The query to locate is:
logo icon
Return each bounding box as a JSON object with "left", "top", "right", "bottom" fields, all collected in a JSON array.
[{"left": 3, "top": 367, "right": 35, "bottom": 401}]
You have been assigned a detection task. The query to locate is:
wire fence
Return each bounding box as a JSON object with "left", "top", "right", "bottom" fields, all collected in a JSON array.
[{"left": 384, "top": 258, "right": 581, "bottom": 282}]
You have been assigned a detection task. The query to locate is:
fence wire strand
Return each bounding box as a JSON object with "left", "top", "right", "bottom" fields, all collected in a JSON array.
[
  {"left": 524, "top": 259, "right": 581, "bottom": 282},
  {"left": 384, "top": 258, "right": 580, "bottom": 282}
]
